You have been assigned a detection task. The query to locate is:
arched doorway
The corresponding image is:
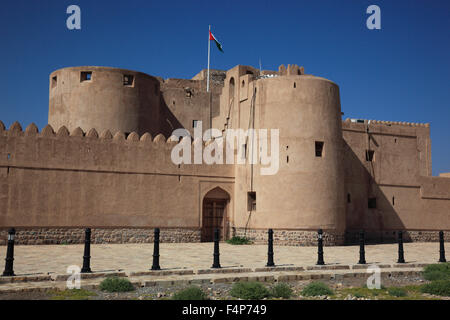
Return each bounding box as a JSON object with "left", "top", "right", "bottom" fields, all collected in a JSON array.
[{"left": 202, "top": 187, "right": 230, "bottom": 242}]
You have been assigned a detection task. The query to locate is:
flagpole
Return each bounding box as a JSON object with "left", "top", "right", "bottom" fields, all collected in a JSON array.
[{"left": 207, "top": 25, "right": 211, "bottom": 93}]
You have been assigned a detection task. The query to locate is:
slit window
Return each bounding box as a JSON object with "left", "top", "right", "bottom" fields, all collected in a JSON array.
[
  {"left": 315, "top": 141, "right": 324, "bottom": 157},
  {"left": 80, "top": 71, "right": 92, "bottom": 82},
  {"left": 51, "top": 76, "right": 57, "bottom": 88},
  {"left": 368, "top": 197, "right": 377, "bottom": 209},
  {"left": 241, "top": 144, "right": 247, "bottom": 160},
  {"left": 193, "top": 120, "right": 199, "bottom": 128},
  {"left": 123, "top": 74, "right": 134, "bottom": 86},
  {"left": 366, "top": 150, "right": 375, "bottom": 161},
  {"left": 247, "top": 192, "right": 256, "bottom": 211},
  {"left": 392, "top": 196, "right": 395, "bottom": 206},
  {"left": 347, "top": 193, "right": 351, "bottom": 203}
]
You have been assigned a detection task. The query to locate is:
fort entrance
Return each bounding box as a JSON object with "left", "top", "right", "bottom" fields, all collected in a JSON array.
[{"left": 201, "top": 187, "right": 230, "bottom": 242}]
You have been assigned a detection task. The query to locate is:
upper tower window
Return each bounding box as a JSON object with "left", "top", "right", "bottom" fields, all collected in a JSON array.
[
  {"left": 51, "top": 76, "right": 57, "bottom": 88},
  {"left": 315, "top": 141, "right": 324, "bottom": 157},
  {"left": 80, "top": 71, "right": 92, "bottom": 82},
  {"left": 123, "top": 74, "right": 134, "bottom": 86}
]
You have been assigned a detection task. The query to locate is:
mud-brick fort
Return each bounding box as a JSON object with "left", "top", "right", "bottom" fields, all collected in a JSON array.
[{"left": 0, "top": 64, "right": 449, "bottom": 245}]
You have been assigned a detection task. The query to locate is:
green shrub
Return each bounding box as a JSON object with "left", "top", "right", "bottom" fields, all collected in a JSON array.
[
  {"left": 420, "top": 280, "right": 450, "bottom": 296},
  {"left": 387, "top": 287, "right": 407, "bottom": 297},
  {"left": 226, "top": 236, "right": 252, "bottom": 245},
  {"left": 230, "top": 281, "right": 270, "bottom": 300},
  {"left": 270, "top": 283, "right": 293, "bottom": 299},
  {"left": 50, "top": 289, "right": 96, "bottom": 300},
  {"left": 99, "top": 277, "right": 135, "bottom": 293},
  {"left": 422, "top": 263, "right": 450, "bottom": 281},
  {"left": 172, "top": 286, "right": 208, "bottom": 300},
  {"left": 301, "top": 282, "right": 334, "bottom": 297}
]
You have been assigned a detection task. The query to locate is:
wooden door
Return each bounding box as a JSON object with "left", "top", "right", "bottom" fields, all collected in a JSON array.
[{"left": 202, "top": 199, "right": 227, "bottom": 242}]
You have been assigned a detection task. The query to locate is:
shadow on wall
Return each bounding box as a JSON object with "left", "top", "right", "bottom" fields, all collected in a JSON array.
[{"left": 343, "top": 140, "right": 411, "bottom": 244}]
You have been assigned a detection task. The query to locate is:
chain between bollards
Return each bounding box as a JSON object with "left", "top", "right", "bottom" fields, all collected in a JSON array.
[
  {"left": 151, "top": 228, "right": 161, "bottom": 270},
  {"left": 397, "top": 231, "right": 405, "bottom": 263},
  {"left": 316, "top": 229, "right": 325, "bottom": 265},
  {"left": 358, "top": 230, "right": 367, "bottom": 264},
  {"left": 439, "top": 231, "right": 446, "bottom": 263},
  {"left": 266, "top": 229, "right": 275, "bottom": 267},
  {"left": 2, "top": 228, "right": 16, "bottom": 277},
  {"left": 212, "top": 228, "right": 221, "bottom": 268},
  {"left": 81, "top": 228, "right": 92, "bottom": 273}
]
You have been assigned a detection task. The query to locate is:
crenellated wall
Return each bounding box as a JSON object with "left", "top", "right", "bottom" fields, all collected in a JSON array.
[{"left": 0, "top": 121, "right": 234, "bottom": 230}]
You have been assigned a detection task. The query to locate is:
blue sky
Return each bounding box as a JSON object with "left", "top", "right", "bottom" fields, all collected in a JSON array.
[{"left": 0, "top": 0, "right": 449, "bottom": 175}]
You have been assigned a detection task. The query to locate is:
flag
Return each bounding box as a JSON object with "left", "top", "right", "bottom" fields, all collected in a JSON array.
[{"left": 209, "top": 31, "right": 224, "bottom": 53}]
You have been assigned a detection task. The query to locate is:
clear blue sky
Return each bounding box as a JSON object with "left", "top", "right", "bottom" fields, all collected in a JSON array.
[{"left": 0, "top": 0, "right": 449, "bottom": 175}]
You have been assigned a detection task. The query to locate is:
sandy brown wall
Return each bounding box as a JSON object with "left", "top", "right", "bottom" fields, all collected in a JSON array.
[
  {"left": 0, "top": 121, "right": 234, "bottom": 229},
  {"left": 343, "top": 120, "right": 450, "bottom": 233}
]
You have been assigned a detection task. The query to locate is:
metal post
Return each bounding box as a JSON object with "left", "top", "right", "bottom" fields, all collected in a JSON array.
[
  {"left": 2, "top": 228, "right": 16, "bottom": 277},
  {"left": 439, "top": 231, "right": 446, "bottom": 263},
  {"left": 151, "top": 228, "right": 161, "bottom": 270},
  {"left": 397, "top": 231, "right": 405, "bottom": 263},
  {"left": 317, "top": 229, "right": 325, "bottom": 265},
  {"left": 81, "top": 228, "right": 92, "bottom": 273},
  {"left": 358, "top": 230, "right": 367, "bottom": 264},
  {"left": 212, "top": 228, "right": 221, "bottom": 268},
  {"left": 266, "top": 229, "right": 275, "bottom": 267}
]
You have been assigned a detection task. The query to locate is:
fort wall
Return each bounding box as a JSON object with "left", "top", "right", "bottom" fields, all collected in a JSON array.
[
  {"left": 342, "top": 120, "right": 450, "bottom": 241},
  {"left": 0, "top": 121, "right": 234, "bottom": 232}
]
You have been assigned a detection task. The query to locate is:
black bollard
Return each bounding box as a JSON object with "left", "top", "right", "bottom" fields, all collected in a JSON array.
[
  {"left": 266, "top": 229, "right": 275, "bottom": 267},
  {"left": 151, "top": 228, "right": 161, "bottom": 270},
  {"left": 81, "top": 228, "right": 92, "bottom": 273},
  {"left": 211, "top": 228, "right": 221, "bottom": 268},
  {"left": 316, "top": 229, "right": 325, "bottom": 265},
  {"left": 439, "top": 231, "right": 446, "bottom": 263},
  {"left": 358, "top": 230, "right": 367, "bottom": 264},
  {"left": 397, "top": 231, "right": 405, "bottom": 263},
  {"left": 2, "top": 228, "right": 16, "bottom": 277}
]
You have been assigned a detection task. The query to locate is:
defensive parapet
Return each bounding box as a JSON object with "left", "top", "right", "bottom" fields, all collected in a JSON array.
[{"left": 0, "top": 121, "right": 234, "bottom": 229}]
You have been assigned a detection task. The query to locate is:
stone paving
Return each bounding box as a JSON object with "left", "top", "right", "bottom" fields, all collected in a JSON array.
[{"left": 0, "top": 242, "right": 443, "bottom": 276}]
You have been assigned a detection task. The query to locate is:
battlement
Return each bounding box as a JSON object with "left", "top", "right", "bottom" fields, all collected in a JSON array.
[
  {"left": 0, "top": 120, "right": 234, "bottom": 180},
  {"left": 343, "top": 118, "right": 430, "bottom": 127}
]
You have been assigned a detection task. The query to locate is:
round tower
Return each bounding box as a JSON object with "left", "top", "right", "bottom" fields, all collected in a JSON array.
[
  {"left": 233, "top": 74, "right": 346, "bottom": 244},
  {"left": 48, "top": 66, "right": 161, "bottom": 135}
]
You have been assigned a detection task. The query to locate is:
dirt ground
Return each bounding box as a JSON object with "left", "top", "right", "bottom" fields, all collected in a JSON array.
[{"left": 0, "top": 273, "right": 447, "bottom": 300}]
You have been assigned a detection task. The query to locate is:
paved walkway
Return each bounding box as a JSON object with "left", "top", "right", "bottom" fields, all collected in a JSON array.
[{"left": 0, "top": 242, "right": 443, "bottom": 276}]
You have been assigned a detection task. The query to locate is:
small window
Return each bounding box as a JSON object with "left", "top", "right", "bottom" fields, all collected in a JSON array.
[
  {"left": 294, "top": 82, "right": 296, "bottom": 88},
  {"left": 366, "top": 150, "right": 375, "bottom": 161},
  {"left": 368, "top": 197, "right": 377, "bottom": 209},
  {"left": 286, "top": 156, "right": 289, "bottom": 163},
  {"left": 193, "top": 120, "right": 199, "bottom": 128},
  {"left": 247, "top": 192, "right": 256, "bottom": 211},
  {"left": 315, "top": 141, "right": 324, "bottom": 157},
  {"left": 241, "top": 80, "right": 245, "bottom": 88},
  {"left": 80, "top": 71, "right": 92, "bottom": 82},
  {"left": 241, "top": 144, "right": 247, "bottom": 160},
  {"left": 51, "top": 76, "right": 57, "bottom": 88},
  {"left": 123, "top": 74, "right": 134, "bottom": 86},
  {"left": 392, "top": 196, "right": 395, "bottom": 206},
  {"left": 347, "top": 193, "right": 351, "bottom": 203}
]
